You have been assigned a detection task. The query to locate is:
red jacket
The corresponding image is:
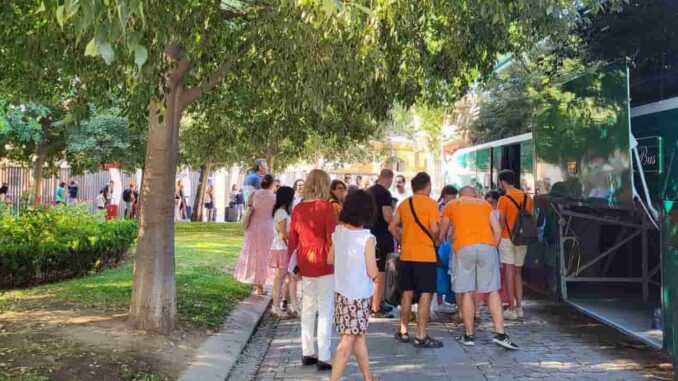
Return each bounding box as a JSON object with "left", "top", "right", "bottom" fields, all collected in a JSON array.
[{"left": 288, "top": 200, "right": 337, "bottom": 277}]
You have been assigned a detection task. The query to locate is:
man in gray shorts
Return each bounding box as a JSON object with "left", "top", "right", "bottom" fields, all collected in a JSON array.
[{"left": 440, "top": 186, "right": 518, "bottom": 350}]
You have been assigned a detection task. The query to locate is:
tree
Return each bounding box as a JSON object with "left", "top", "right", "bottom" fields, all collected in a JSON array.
[{"left": 7, "top": 0, "right": 612, "bottom": 334}]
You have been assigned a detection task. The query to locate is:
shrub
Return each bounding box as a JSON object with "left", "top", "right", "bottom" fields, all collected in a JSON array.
[{"left": 0, "top": 204, "right": 137, "bottom": 288}]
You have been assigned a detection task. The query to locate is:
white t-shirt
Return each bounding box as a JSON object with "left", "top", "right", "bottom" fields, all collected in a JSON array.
[
  {"left": 271, "top": 208, "right": 290, "bottom": 251},
  {"left": 332, "top": 225, "right": 375, "bottom": 300},
  {"left": 393, "top": 188, "right": 411, "bottom": 207}
]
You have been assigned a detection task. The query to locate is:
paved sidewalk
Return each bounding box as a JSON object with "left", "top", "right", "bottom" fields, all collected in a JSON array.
[{"left": 253, "top": 297, "right": 673, "bottom": 381}]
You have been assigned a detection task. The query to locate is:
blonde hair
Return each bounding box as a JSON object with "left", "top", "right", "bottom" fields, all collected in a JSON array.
[{"left": 302, "top": 169, "right": 331, "bottom": 201}]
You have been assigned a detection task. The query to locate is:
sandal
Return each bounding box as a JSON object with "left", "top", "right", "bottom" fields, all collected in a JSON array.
[
  {"left": 413, "top": 335, "right": 444, "bottom": 348},
  {"left": 394, "top": 331, "right": 410, "bottom": 343}
]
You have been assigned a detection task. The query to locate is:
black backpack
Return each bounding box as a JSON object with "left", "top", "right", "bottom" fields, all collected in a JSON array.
[
  {"left": 506, "top": 193, "right": 538, "bottom": 246},
  {"left": 122, "top": 189, "right": 133, "bottom": 202}
]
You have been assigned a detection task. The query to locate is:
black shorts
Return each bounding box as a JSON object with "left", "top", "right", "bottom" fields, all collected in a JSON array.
[
  {"left": 399, "top": 261, "right": 437, "bottom": 294},
  {"left": 376, "top": 249, "right": 389, "bottom": 272}
]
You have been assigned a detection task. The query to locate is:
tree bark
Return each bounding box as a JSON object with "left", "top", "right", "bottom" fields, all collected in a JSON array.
[
  {"left": 191, "top": 160, "right": 211, "bottom": 222},
  {"left": 128, "top": 44, "right": 234, "bottom": 335},
  {"left": 128, "top": 72, "right": 186, "bottom": 334},
  {"left": 265, "top": 137, "right": 276, "bottom": 172},
  {"left": 31, "top": 119, "right": 51, "bottom": 205}
]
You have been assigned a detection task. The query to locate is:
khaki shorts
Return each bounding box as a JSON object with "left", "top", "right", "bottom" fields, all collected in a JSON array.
[{"left": 499, "top": 239, "right": 528, "bottom": 267}]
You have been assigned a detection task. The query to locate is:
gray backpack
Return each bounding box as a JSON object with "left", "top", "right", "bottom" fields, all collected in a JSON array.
[{"left": 506, "top": 193, "right": 537, "bottom": 246}]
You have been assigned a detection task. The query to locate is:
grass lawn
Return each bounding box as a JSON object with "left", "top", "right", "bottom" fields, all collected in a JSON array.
[
  {"left": 0, "top": 222, "right": 251, "bottom": 381},
  {"left": 0, "top": 222, "right": 250, "bottom": 329}
]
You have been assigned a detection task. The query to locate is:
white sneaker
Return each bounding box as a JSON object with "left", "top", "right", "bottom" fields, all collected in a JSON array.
[
  {"left": 503, "top": 309, "right": 519, "bottom": 320},
  {"left": 437, "top": 302, "right": 458, "bottom": 314},
  {"left": 517, "top": 307, "right": 524, "bottom": 318}
]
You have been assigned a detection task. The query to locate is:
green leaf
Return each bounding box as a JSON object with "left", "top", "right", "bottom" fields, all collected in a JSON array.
[
  {"left": 37, "top": 1, "right": 46, "bottom": 12},
  {"left": 546, "top": 5, "right": 554, "bottom": 15},
  {"left": 118, "top": 1, "right": 128, "bottom": 33},
  {"left": 134, "top": 45, "right": 148, "bottom": 68},
  {"left": 85, "top": 38, "right": 97, "bottom": 56},
  {"left": 56, "top": 5, "right": 65, "bottom": 28},
  {"left": 97, "top": 42, "right": 115, "bottom": 64}
]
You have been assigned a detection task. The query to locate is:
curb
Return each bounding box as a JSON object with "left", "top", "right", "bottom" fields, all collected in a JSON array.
[{"left": 178, "top": 293, "right": 271, "bottom": 381}]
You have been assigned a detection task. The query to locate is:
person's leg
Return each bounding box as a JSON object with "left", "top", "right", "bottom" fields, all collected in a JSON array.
[
  {"left": 399, "top": 291, "right": 413, "bottom": 336},
  {"left": 415, "top": 292, "right": 433, "bottom": 340},
  {"left": 487, "top": 291, "right": 505, "bottom": 334},
  {"left": 317, "top": 274, "right": 335, "bottom": 363},
  {"left": 371, "top": 250, "right": 386, "bottom": 312},
  {"left": 505, "top": 264, "right": 516, "bottom": 310},
  {"left": 371, "top": 272, "right": 385, "bottom": 312},
  {"left": 301, "top": 278, "right": 318, "bottom": 359},
  {"left": 288, "top": 277, "right": 298, "bottom": 313},
  {"left": 515, "top": 266, "right": 524, "bottom": 310},
  {"left": 352, "top": 335, "right": 373, "bottom": 381},
  {"left": 473, "top": 291, "right": 481, "bottom": 316},
  {"left": 271, "top": 268, "right": 284, "bottom": 314},
  {"left": 330, "top": 335, "right": 356, "bottom": 381},
  {"left": 461, "top": 292, "right": 475, "bottom": 336}
]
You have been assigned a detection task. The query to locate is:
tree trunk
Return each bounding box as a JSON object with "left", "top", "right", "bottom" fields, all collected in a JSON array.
[
  {"left": 31, "top": 119, "right": 50, "bottom": 205},
  {"left": 128, "top": 80, "right": 186, "bottom": 334},
  {"left": 266, "top": 137, "right": 276, "bottom": 172},
  {"left": 191, "top": 160, "right": 211, "bottom": 222}
]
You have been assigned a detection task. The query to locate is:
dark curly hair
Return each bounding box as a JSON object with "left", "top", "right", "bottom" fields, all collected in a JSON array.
[{"left": 339, "top": 189, "right": 377, "bottom": 227}]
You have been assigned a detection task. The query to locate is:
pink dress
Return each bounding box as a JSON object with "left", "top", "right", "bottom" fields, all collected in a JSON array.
[{"left": 234, "top": 189, "right": 276, "bottom": 285}]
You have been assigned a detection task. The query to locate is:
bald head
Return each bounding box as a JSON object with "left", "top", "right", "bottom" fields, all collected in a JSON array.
[
  {"left": 377, "top": 168, "right": 394, "bottom": 189},
  {"left": 459, "top": 185, "right": 477, "bottom": 198}
]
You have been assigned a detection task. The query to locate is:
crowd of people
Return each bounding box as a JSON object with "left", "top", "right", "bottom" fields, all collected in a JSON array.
[{"left": 232, "top": 159, "right": 535, "bottom": 380}]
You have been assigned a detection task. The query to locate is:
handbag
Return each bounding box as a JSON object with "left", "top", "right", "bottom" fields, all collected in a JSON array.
[
  {"left": 240, "top": 190, "right": 256, "bottom": 231},
  {"left": 408, "top": 197, "right": 443, "bottom": 266}
]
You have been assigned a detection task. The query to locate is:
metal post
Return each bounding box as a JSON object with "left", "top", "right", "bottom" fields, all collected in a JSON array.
[
  {"left": 642, "top": 217, "right": 649, "bottom": 302},
  {"left": 559, "top": 214, "right": 568, "bottom": 300}
]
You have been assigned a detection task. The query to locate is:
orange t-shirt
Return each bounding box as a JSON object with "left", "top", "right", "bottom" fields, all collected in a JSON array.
[
  {"left": 442, "top": 197, "right": 495, "bottom": 251},
  {"left": 396, "top": 194, "right": 439, "bottom": 263},
  {"left": 497, "top": 189, "right": 534, "bottom": 239}
]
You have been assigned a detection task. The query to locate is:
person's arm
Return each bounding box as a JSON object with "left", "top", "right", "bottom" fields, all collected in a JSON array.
[
  {"left": 364, "top": 236, "right": 378, "bottom": 280},
  {"left": 381, "top": 205, "right": 393, "bottom": 224},
  {"left": 327, "top": 244, "right": 335, "bottom": 265},
  {"left": 388, "top": 211, "right": 403, "bottom": 242},
  {"left": 438, "top": 217, "right": 451, "bottom": 245},
  {"left": 429, "top": 204, "right": 441, "bottom": 241},
  {"left": 490, "top": 211, "right": 502, "bottom": 246},
  {"left": 276, "top": 217, "right": 288, "bottom": 241},
  {"left": 288, "top": 211, "right": 299, "bottom": 258},
  {"left": 324, "top": 202, "right": 338, "bottom": 244},
  {"left": 497, "top": 198, "right": 508, "bottom": 233}
]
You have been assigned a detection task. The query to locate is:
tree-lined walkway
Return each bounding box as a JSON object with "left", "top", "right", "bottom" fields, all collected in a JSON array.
[{"left": 253, "top": 297, "right": 673, "bottom": 381}]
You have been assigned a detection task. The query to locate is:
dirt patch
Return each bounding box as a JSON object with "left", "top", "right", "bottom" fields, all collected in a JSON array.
[{"left": 0, "top": 300, "right": 207, "bottom": 381}]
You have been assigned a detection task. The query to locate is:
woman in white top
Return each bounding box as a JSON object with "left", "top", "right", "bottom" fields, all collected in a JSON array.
[
  {"left": 328, "top": 190, "right": 380, "bottom": 381},
  {"left": 269, "top": 186, "right": 296, "bottom": 317}
]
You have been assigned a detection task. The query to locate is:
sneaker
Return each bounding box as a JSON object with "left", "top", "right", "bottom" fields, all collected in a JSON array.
[
  {"left": 517, "top": 307, "right": 524, "bottom": 318},
  {"left": 436, "top": 302, "right": 458, "bottom": 314},
  {"left": 380, "top": 301, "right": 395, "bottom": 312},
  {"left": 493, "top": 333, "right": 518, "bottom": 350},
  {"left": 370, "top": 310, "right": 394, "bottom": 319},
  {"left": 503, "top": 309, "right": 519, "bottom": 320},
  {"left": 458, "top": 334, "right": 475, "bottom": 346}
]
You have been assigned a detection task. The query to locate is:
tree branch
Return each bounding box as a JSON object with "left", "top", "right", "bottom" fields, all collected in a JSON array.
[
  {"left": 169, "top": 59, "right": 192, "bottom": 88},
  {"left": 180, "top": 58, "right": 234, "bottom": 110}
]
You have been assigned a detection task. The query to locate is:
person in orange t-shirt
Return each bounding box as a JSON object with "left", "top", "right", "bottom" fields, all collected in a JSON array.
[
  {"left": 497, "top": 169, "right": 534, "bottom": 321},
  {"left": 388, "top": 172, "right": 442, "bottom": 349},
  {"left": 440, "top": 186, "right": 517, "bottom": 350}
]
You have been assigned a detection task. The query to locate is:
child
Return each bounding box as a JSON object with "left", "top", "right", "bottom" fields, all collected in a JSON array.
[
  {"left": 269, "top": 186, "right": 298, "bottom": 317},
  {"left": 328, "top": 190, "right": 380, "bottom": 381},
  {"left": 95, "top": 190, "right": 106, "bottom": 210},
  {"left": 436, "top": 185, "right": 458, "bottom": 314}
]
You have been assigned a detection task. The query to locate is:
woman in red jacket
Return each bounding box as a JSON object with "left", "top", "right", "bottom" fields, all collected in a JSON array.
[{"left": 288, "top": 169, "right": 338, "bottom": 372}]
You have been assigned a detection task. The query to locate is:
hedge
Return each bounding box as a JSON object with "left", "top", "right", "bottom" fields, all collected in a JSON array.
[{"left": 0, "top": 205, "right": 137, "bottom": 288}]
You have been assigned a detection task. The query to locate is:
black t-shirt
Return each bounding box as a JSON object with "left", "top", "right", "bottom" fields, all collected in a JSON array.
[{"left": 367, "top": 184, "right": 394, "bottom": 253}]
